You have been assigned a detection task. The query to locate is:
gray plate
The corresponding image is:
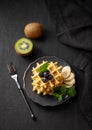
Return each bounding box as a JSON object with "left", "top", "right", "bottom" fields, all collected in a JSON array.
[{"left": 23, "top": 56, "right": 75, "bottom": 107}]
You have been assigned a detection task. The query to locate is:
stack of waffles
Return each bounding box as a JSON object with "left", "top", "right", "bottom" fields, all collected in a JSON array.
[{"left": 31, "top": 61, "right": 63, "bottom": 95}]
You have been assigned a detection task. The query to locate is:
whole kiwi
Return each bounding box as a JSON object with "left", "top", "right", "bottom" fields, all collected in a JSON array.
[{"left": 24, "top": 22, "right": 43, "bottom": 39}]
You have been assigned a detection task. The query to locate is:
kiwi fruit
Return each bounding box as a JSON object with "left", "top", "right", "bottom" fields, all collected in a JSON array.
[
  {"left": 14, "top": 38, "right": 33, "bottom": 56},
  {"left": 24, "top": 22, "right": 43, "bottom": 39}
]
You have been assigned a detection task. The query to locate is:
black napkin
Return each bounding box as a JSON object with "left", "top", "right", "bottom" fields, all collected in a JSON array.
[
  {"left": 45, "top": 0, "right": 92, "bottom": 127},
  {"left": 80, "top": 66, "right": 92, "bottom": 126},
  {"left": 46, "top": 0, "right": 92, "bottom": 51},
  {"left": 74, "top": 52, "right": 92, "bottom": 126}
]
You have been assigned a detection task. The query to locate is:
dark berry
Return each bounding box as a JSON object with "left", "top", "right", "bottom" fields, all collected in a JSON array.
[
  {"left": 39, "top": 72, "right": 44, "bottom": 77},
  {"left": 43, "top": 71, "right": 47, "bottom": 77},
  {"left": 42, "top": 77, "right": 48, "bottom": 82},
  {"left": 46, "top": 70, "right": 50, "bottom": 74},
  {"left": 43, "top": 70, "right": 50, "bottom": 77},
  {"left": 45, "top": 75, "right": 49, "bottom": 79},
  {"left": 48, "top": 74, "right": 53, "bottom": 80}
]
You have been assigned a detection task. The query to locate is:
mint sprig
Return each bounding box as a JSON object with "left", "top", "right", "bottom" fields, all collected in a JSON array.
[
  {"left": 67, "top": 87, "right": 76, "bottom": 96},
  {"left": 37, "top": 61, "right": 49, "bottom": 72},
  {"left": 54, "top": 85, "right": 67, "bottom": 95},
  {"left": 52, "top": 85, "right": 76, "bottom": 101},
  {"left": 52, "top": 93, "right": 63, "bottom": 101}
]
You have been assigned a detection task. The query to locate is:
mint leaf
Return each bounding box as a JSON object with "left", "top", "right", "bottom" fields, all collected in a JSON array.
[
  {"left": 53, "top": 85, "right": 67, "bottom": 101},
  {"left": 52, "top": 85, "right": 76, "bottom": 101},
  {"left": 52, "top": 93, "right": 63, "bottom": 101},
  {"left": 67, "top": 87, "right": 76, "bottom": 96},
  {"left": 37, "top": 61, "right": 49, "bottom": 72},
  {"left": 58, "top": 95, "right": 63, "bottom": 101},
  {"left": 60, "top": 85, "right": 67, "bottom": 95},
  {"left": 54, "top": 85, "right": 66, "bottom": 95},
  {"left": 54, "top": 86, "right": 61, "bottom": 93}
]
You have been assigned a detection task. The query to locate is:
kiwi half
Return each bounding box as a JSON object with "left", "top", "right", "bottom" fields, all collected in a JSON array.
[{"left": 15, "top": 38, "right": 33, "bottom": 56}]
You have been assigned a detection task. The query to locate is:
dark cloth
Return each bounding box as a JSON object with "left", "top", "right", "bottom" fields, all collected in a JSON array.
[
  {"left": 80, "top": 62, "right": 92, "bottom": 127},
  {"left": 46, "top": 0, "right": 92, "bottom": 51},
  {"left": 74, "top": 52, "right": 92, "bottom": 126},
  {"left": 46, "top": 0, "right": 92, "bottom": 127}
]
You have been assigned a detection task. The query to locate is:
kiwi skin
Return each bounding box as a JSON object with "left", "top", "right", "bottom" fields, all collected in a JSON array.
[
  {"left": 24, "top": 22, "right": 43, "bottom": 39},
  {"left": 14, "top": 38, "right": 33, "bottom": 56}
]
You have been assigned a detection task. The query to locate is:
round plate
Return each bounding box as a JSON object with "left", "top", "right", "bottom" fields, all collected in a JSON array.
[{"left": 23, "top": 56, "right": 75, "bottom": 107}]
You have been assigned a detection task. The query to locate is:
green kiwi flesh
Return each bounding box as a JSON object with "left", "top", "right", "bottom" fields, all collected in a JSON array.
[{"left": 15, "top": 38, "right": 33, "bottom": 56}]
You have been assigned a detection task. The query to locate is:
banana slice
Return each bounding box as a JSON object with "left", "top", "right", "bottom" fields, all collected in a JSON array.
[
  {"left": 65, "top": 85, "right": 73, "bottom": 88},
  {"left": 64, "top": 72, "right": 75, "bottom": 82},
  {"left": 64, "top": 78, "right": 75, "bottom": 86},
  {"left": 61, "top": 66, "right": 71, "bottom": 79}
]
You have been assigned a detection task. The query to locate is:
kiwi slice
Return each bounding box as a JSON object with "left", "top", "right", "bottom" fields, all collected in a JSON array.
[{"left": 15, "top": 38, "right": 33, "bottom": 56}]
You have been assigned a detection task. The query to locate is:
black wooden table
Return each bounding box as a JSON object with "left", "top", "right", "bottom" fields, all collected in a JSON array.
[{"left": 0, "top": 0, "right": 91, "bottom": 130}]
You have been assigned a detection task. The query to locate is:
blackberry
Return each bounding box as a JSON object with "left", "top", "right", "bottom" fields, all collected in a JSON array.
[
  {"left": 43, "top": 72, "right": 47, "bottom": 77},
  {"left": 39, "top": 72, "right": 44, "bottom": 77},
  {"left": 39, "top": 70, "right": 53, "bottom": 82},
  {"left": 48, "top": 74, "right": 53, "bottom": 80},
  {"left": 43, "top": 70, "right": 50, "bottom": 76},
  {"left": 46, "top": 70, "right": 50, "bottom": 74},
  {"left": 42, "top": 77, "right": 48, "bottom": 82}
]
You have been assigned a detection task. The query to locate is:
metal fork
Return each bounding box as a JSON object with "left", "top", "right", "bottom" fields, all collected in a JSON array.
[{"left": 7, "top": 62, "right": 36, "bottom": 120}]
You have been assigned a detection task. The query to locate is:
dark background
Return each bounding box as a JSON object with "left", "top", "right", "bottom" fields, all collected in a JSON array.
[{"left": 0, "top": 0, "right": 91, "bottom": 130}]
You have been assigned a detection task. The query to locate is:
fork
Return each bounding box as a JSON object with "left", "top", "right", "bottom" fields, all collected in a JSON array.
[{"left": 7, "top": 62, "right": 36, "bottom": 120}]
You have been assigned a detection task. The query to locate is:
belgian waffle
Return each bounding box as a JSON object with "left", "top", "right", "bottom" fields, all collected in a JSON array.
[{"left": 31, "top": 61, "right": 63, "bottom": 95}]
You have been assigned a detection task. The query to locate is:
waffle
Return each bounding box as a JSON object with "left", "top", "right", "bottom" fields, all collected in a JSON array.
[{"left": 31, "top": 61, "right": 63, "bottom": 95}]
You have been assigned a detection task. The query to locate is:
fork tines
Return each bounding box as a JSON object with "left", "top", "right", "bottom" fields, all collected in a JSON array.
[{"left": 7, "top": 62, "right": 16, "bottom": 75}]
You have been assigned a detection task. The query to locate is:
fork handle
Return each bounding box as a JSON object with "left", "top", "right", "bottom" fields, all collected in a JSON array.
[
  {"left": 14, "top": 78, "right": 21, "bottom": 89},
  {"left": 19, "top": 89, "right": 35, "bottom": 119},
  {"left": 14, "top": 80, "right": 35, "bottom": 119}
]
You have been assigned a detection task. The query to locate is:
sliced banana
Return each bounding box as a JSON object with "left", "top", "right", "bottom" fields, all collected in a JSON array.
[
  {"left": 65, "top": 85, "right": 73, "bottom": 88},
  {"left": 61, "top": 66, "right": 71, "bottom": 79},
  {"left": 64, "top": 78, "right": 75, "bottom": 86},
  {"left": 64, "top": 72, "right": 75, "bottom": 82}
]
